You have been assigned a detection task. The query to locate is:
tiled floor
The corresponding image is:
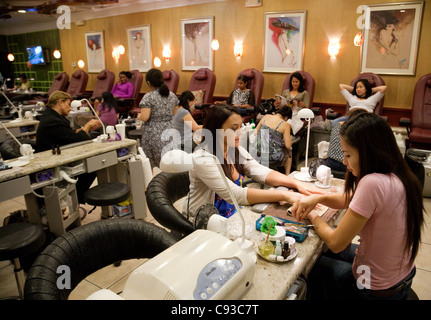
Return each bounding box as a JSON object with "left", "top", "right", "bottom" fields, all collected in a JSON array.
[{"left": 1, "top": 168, "right": 431, "bottom": 300}]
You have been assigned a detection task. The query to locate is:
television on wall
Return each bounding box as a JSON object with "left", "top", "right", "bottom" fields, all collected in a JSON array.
[{"left": 26, "top": 45, "right": 45, "bottom": 65}]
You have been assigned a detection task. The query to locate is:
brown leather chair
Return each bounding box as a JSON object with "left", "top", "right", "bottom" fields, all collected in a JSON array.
[
  {"left": 119, "top": 70, "right": 143, "bottom": 116},
  {"left": 66, "top": 70, "right": 88, "bottom": 99},
  {"left": 400, "top": 73, "right": 431, "bottom": 150},
  {"left": 234, "top": 68, "right": 264, "bottom": 123},
  {"left": 48, "top": 72, "right": 69, "bottom": 95},
  {"left": 187, "top": 68, "right": 216, "bottom": 124},
  {"left": 282, "top": 70, "right": 316, "bottom": 108},
  {"left": 163, "top": 69, "right": 179, "bottom": 94},
  {"left": 90, "top": 69, "right": 115, "bottom": 100}
]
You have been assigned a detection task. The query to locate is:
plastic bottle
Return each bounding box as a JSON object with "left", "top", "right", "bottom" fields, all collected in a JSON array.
[
  {"left": 251, "top": 119, "right": 256, "bottom": 129},
  {"left": 274, "top": 240, "right": 282, "bottom": 256}
]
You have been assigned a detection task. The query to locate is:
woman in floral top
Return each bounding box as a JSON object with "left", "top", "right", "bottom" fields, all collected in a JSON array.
[
  {"left": 139, "top": 68, "right": 179, "bottom": 168},
  {"left": 216, "top": 75, "right": 255, "bottom": 116}
]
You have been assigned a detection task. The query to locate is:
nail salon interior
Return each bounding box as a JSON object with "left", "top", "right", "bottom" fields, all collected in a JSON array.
[{"left": 0, "top": 0, "right": 430, "bottom": 302}]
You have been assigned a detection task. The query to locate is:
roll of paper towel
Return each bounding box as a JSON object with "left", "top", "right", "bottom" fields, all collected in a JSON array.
[{"left": 138, "top": 147, "right": 153, "bottom": 188}]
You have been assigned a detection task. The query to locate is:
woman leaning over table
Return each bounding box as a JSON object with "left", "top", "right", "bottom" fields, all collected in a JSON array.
[
  {"left": 183, "top": 104, "right": 322, "bottom": 220},
  {"left": 291, "top": 112, "right": 424, "bottom": 300}
]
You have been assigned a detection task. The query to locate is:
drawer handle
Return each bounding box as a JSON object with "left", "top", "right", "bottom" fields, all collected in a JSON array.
[{"left": 101, "top": 159, "right": 106, "bottom": 163}]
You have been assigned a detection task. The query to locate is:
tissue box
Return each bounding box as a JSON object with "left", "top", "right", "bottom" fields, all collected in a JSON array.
[{"left": 113, "top": 204, "right": 133, "bottom": 217}]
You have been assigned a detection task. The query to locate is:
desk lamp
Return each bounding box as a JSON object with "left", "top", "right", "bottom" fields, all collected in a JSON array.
[
  {"left": 0, "top": 91, "right": 21, "bottom": 121},
  {"left": 160, "top": 149, "right": 254, "bottom": 253},
  {"left": 294, "top": 108, "right": 315, "bottom": 182},
  {"left": 0, "top": 121, "right": 34, "bottom": 159},
  {"left": 70, "top": 99, "right": 107, "bottom": 141}
]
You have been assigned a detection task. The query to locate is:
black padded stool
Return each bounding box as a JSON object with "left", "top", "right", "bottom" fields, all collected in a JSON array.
[
  {"left": 83, "top": 182, "right": 130, "bottom": 218},
  {"left": 0, "top": 223, "right": 46, "bottom": 299},
  {"left": 127, "top": 129, "right": 143, "bottom": 141}
]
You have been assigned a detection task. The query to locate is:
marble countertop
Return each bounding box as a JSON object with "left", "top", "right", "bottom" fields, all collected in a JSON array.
[
  {"left": 0, "top": 119, "right": 39, "bottom": 128},
  {"left": 0, "top": 139, "right": 137, "bottom": 183}
]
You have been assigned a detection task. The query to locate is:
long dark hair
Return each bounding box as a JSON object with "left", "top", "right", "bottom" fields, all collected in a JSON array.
[
  {"left": 178, "top": 90, "right": 195, "bottom": 111},
  {"left": 146, "top": 68, "right": 169, "bottom": 97},
  {"left": 352, "top": 79, "right": 372, "bottom": 99},
  {"left": 101, "top": 91, "right": 119, "bottom": 113},
  {"left": 200, "top": 104, "right": 246, "bottom": 182},
  {"left": 290, "top": 72, "right": 305, "bottom": 92},
  {"left": 340, "top": 112, "right": 424, "bottom": 263}
]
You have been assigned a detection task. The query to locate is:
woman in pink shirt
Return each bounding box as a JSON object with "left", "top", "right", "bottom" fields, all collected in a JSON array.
[
  {"left": 111, "top": 71, "right": 134, "bottom": 98},
  {"left": 291, "top": 112, "right": 424, "bottom": 300}
]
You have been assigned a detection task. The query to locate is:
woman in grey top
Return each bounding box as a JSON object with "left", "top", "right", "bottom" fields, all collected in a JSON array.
[
  {"left": 139, "top": 68, "right": 179, "bottom": 168},
  {"left": 172, "top": 90, "right": 202, "bottom": 150}
]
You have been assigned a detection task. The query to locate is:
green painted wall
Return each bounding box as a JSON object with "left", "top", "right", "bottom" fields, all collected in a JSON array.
[{"left": 7, "top": 29, "right": 63, "bottom": 91}]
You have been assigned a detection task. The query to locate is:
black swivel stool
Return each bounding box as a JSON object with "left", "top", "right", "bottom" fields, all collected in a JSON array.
[
  {"left": 83, "top": 182, "right": 130, "bottom": 218},
  {"left": 127, "top": 129, "right": 143, "bottom": 142},
  {"left": 0, "top": 223, "right": 46, "bottom": 299}
]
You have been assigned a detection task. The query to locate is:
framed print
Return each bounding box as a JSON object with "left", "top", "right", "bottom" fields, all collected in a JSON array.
[
  {"left": 127, "top": 25, "right": 152, "bottom": 72},
  {"left": 181, "top": 17, "right": 213, "bottom": 71},
  {"left": 360, "top": 2, "right": 424, "bottom": 75},
  {"left": 85, "top": 31, "right": 105, "bottom": 73},
  {"left": 263, "top": 11, "right": 306, "bottom": 73}
]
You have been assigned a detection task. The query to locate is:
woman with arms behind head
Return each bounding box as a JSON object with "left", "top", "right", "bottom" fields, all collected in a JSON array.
[
  {"left": 184, "top": 104, "right": 321, "bottom": 219},
  {"left": 291, "top": 112, "right": 424, "bottom": 300},
  {"left": 139, "top": 68, "right": 179, "bottom": 168},
  {"left": 333, "top": 79, "right": 387, "bottom": 127}
]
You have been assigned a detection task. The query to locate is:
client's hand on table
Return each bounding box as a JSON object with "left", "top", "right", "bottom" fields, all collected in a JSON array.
[
  {"left": 290, "top": 194, "right": 321, "bottom": 222},
  {"left": 293, "top": 181, "right": 325, "bottom": 196}
]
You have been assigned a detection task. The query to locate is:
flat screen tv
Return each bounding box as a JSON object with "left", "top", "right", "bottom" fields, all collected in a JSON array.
[{"left": 26, "top": 45, "right": 45, "bottom": 65}]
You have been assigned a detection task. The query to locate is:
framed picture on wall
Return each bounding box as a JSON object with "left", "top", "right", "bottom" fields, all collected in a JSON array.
[
  {"left": 127, "top": 25, "right": 152, "bottom": 72},
  {"left": 263, "top": 11, "right": 307, "bottom": 73},
  {"left": 360, "top": 1, "right": 424, "bottom": 75},
  {"left": 85, "top": 31, "right": 105, "bottom": 73},
  {"left": 181, "top": 17, "right": 213, "bottom": 71}
]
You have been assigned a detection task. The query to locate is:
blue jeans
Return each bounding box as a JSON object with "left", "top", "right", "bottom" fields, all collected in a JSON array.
[
  {"left": 331, "top": 115, "right": 348, "bottom": 128},
  {"left": 307, "top": 244, "right": 413, "bottom": 300}
]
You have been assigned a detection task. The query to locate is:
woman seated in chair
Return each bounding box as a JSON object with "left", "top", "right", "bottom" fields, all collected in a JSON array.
[
  {"left": 216, "top": 75, "right": 255, "bottom": 116},
  {"left": 111, "top": 71, "right": 134, "bottom": 99},
  {"left": 282, "top": 72, "right": 309, "bottom": 109},
  {"left": 95, "top": 91, "right": 119, "bottom": 127},
  {"left": 333, "top": 79, "right": 387, "bottom": 127},
  {"left": 184, "top": 104, "right": 322, "bottom": 219},
  {"left": 254, "top": 105, "right": 293, "bottom": 174},
  {"left": 172, "top": 90, "right": 202, "bottom": 151}
]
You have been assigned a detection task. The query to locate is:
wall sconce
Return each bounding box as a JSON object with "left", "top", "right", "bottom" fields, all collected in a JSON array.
[
  {"left": 162, "top": 46, "right": 171, "bottom": 60},
  {"left": 211, "top": 39, "right": 219, "bottom": 51},
  {"left": 112, "top": 45, "right": 125, "bottom": 63},
  {"left": 7, "top": 53, "right": 15, "bottom": 62},
  {"left": 353, "top": 32, "right": 364, "bottom": 46},
  {"left": 328, "top": 39, "right": 340, "bottom": 59},
  {"left": 234, "top": 41, "right": 243, "bottom": 59},
  {"left": 154, "top": 57, "right": 161, "bottom": 67},
  {"left": 53, "top": 50, "right": 61, "bottom": 59},
  {"left": 77, "top": 59, "right": 85, "bottom": 69}
]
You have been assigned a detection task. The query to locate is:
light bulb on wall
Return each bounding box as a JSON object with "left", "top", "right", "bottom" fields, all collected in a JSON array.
[
  {"left": 154, "top": 56, "right": 161, "bottom": 67},
  {"left": 211, "top": 39, "right": 219, "bottom": 51},
  {"left": 328, "top": 39, "right": 340, "bottom": 59},
  {"left": 112, "top": 45, "right": 125, "bottom": 63},
  {"left": 53, "top": 50, "right": 61, "bottom": 59},
  {"left": 7, "top": 53, "right": 15, "bottom": 62},
  {"left": 162, "top": 46, "right": 171, "bottom": 60},
  {"left": 353, "top": 32, "right": 364, "bottom": 46},
  {"left": 77, "top": 59, "right": 85, "bottom": 69},
  {"left": 234, "top": 41, "right": 243, "bottom": 59},
  {"left": 118, "top": 45, "right": 125, "bottom": 55}
]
